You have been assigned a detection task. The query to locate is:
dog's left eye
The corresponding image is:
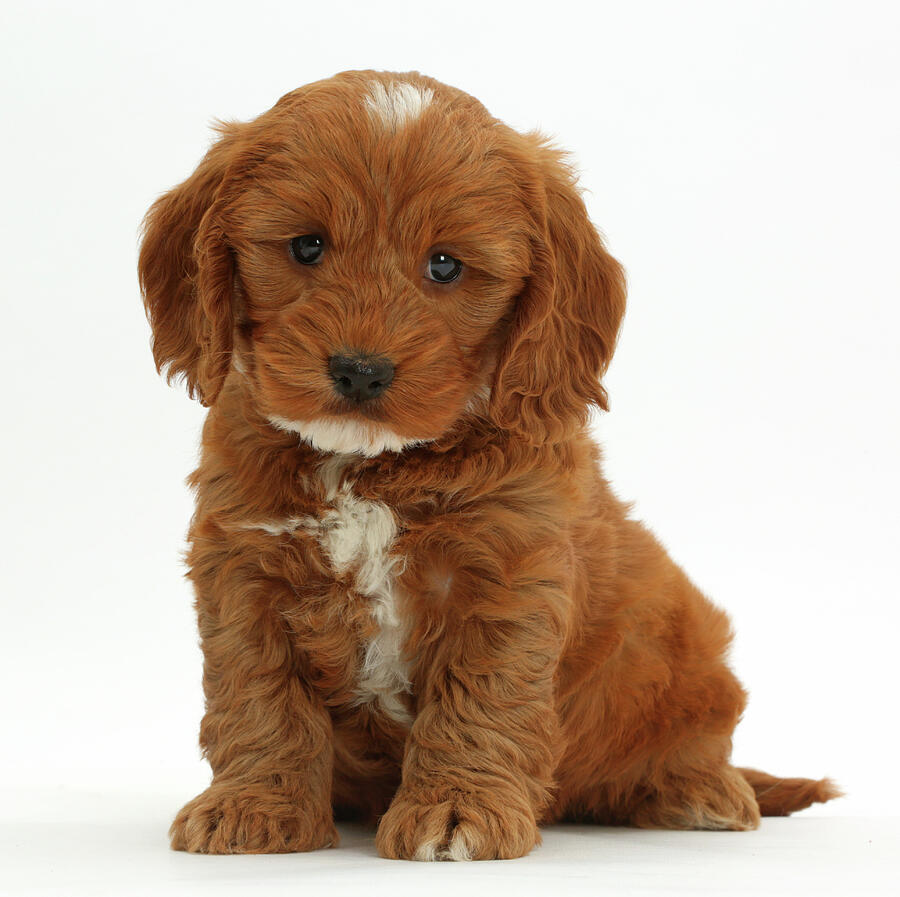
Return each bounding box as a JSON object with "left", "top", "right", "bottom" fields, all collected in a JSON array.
[
  {"left": 289, "top": 234, "right": 325, "bottom": 265},
  {"left": 426, "top": 253, "right": 463, "bottom": 283}
]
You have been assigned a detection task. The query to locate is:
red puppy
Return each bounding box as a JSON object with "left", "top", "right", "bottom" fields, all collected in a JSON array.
[{"left": 139, "top": 70, "right": 838, "bottom": 860}]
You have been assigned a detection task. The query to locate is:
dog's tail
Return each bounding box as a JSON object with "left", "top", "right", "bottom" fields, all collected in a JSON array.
[{"left": 737, "top": 767, "right": 842, "bottom": 816}]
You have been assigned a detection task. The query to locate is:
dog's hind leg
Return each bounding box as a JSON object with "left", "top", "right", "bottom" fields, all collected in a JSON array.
[
  {"left": 626, "top": 760, "right": 761, "bottom": 831},
  {"left": 551, "top": 733, "right": 762, "bottom": 831}
]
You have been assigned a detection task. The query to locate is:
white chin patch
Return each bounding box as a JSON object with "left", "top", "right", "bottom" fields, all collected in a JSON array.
[{"left": 267, "top": 415, "right": 427, "bottom": 457}]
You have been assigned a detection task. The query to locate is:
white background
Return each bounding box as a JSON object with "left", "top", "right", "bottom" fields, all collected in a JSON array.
[{"left": 1, "top": 1, "right": 898, "bottom": 894}]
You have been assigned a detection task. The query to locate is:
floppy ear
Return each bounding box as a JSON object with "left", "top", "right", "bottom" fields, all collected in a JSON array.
[
  {"left": 138, "top": 125, "right": 240, "bottom": 406},
  {"left": 491, "top": 139, "right": 626, "bottom": 444}
]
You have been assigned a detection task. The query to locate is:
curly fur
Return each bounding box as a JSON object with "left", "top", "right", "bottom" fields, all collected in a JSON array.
[{"left": 139, "top": 70, "right": 839, "bottom": 860}]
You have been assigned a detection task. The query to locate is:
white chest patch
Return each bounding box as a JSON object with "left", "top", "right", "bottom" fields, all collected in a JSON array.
[
  {"left": 243, "top": 457, "right": 412, "bottom": 724},
  {"left": 319, "top": 483, "right": 412, "bottom": 725}
]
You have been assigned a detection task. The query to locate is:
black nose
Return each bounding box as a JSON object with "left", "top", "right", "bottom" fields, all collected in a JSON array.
[{"left": 328, "top": 353, "right": 394, "bottom": 402}]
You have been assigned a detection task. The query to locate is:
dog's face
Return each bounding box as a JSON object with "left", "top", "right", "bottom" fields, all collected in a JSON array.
[{"left": 140, "top": 71, "right": 626, "bottom": 453}]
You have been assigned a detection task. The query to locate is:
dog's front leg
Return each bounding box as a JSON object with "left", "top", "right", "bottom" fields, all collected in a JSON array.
[
  {"left": 376, "top": 572, "right": 564, "bottom": 861},
  {"left": 170, "top": 558, "right": 337, "bottom": 854}
]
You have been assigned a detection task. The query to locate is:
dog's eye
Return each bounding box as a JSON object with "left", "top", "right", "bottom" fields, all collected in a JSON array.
[
  {"left": 289, "top": 234, "right": 325, "bottom": 265},
  {"left": 426, "top": 253, "right": 463, "bottom": 283}
]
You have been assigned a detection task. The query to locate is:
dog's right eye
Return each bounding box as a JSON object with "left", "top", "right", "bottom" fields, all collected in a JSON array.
[
  {"left": 426, "top": 252, "right": 463, "bottom": 283},
  {"left": 289, "top": 234, "right": 325, "bottom": 265}
]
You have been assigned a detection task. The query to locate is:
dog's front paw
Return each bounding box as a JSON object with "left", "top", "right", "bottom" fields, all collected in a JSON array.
[
  {"left": 376, "top": 786, "right": 540, "bottom": 861},
  {"left": 170, "top": 781, "right": 337, "bottom": 854}
]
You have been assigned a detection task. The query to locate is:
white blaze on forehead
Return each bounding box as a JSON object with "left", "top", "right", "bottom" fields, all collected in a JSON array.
[{"left": 365, "top": 80, "right": 435, "bottom": 131}]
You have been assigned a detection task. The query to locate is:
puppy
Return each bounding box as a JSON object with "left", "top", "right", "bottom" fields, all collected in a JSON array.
[{"left": 139, "top": 70, "right": 838, "bottom": 860}]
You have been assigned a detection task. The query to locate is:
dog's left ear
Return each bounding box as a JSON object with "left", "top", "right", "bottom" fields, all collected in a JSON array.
[{"left": 491, "top": 138, "right": 626, "bottom": 444}]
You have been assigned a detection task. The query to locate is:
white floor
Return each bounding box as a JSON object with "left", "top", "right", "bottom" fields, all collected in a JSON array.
[{"left": 1, "top": 787, "right": 896, "bottom": 897}]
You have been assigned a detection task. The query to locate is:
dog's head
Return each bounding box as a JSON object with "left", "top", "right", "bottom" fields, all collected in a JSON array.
[{"left": 139, "top": 71, "right": 625, "bottom": 454}]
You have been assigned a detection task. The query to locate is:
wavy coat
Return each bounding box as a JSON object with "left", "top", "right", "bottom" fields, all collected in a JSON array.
[{"left": 139, "top": 70, "right": 837, "bottom": 860}]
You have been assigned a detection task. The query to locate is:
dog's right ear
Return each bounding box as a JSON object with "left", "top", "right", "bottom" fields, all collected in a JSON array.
[{"left": 138, "top": 123, "right": 244, "bottom": 405}]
